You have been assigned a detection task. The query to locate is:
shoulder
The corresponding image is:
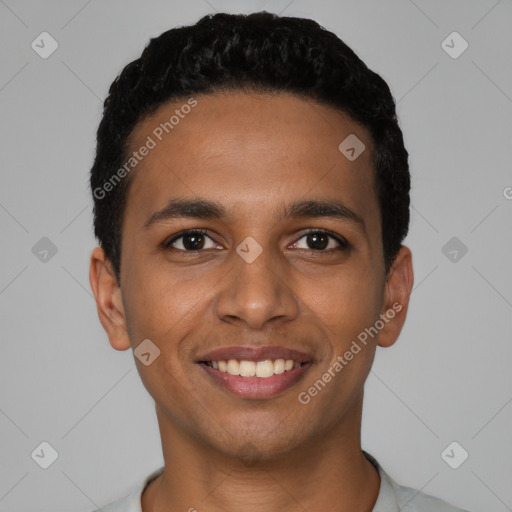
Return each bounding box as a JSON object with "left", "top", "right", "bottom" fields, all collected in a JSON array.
[
  {"left": 89, "top": 466, "right": 164, "bottom": 512},
  {"left": 364, "top": 451, "right": 470, "bottom": 512},
  {"left": 388, "top": 475, "right": 470, "bottom": 511}
]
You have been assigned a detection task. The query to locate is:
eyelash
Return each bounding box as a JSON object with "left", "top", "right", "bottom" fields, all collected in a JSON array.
[{"left": 161, "top": 228, "right": 350, "bottom": 252}]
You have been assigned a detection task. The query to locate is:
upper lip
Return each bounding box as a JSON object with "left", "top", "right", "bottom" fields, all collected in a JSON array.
[{"left": 196, "top": 346, "right": 312, "bottom": 363}]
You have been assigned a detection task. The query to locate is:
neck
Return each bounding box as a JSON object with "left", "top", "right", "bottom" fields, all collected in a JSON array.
[{"left": 142, "top": 398, "right": 380, "bottom": 512}]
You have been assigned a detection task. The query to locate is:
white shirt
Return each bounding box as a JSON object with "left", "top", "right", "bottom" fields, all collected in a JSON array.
[{"left": 91, "top": 453, "right": 469, "bottom": 512}]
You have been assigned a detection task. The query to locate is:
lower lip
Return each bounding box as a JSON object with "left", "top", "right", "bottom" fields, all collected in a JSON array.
[{"left": 199, "top": 362, "right": 312, "bottom": 399}]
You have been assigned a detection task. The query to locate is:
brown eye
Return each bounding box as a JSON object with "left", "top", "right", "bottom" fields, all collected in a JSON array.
[
  {"left": 293, "top": 230, "right": 350, "bottom": 251},
  {"left": 306, "top": 232, "right": 329, "bottom": 250},
  {"left": 163, "top": 230, "right": 220, "bottom": 251}
]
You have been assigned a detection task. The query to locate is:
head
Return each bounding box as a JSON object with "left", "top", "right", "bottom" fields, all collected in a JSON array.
[{"left": 89, "top": 12, "right": 413, "bottom": 460}]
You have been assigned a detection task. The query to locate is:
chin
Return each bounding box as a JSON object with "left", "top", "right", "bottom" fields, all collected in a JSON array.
[
  {"left": 224, "top": 441, "right": 292, "bottom": 464},
  {"left": 210, "top": 425, "right": 310, "bottom": 464}
]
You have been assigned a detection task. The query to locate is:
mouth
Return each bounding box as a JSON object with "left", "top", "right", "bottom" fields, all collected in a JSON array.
[
  {"left": 195, "top": 346, "right": 313, "bottom": 399},
  {"left": 202, "top": 358, "right": 305, "bottom": 377}
]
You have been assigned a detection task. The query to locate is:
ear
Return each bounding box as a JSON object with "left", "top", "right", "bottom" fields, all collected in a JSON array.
[
  {"left": 89, "top": 246, "right": 131, "bottom": 351},
  {"left": 377, "top": 245, "right": 414, "bottom": 348}
]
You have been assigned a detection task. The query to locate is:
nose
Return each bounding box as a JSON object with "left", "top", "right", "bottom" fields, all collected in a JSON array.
[{"left": 214, "top": 242, "right": 300, "bottom": 330}]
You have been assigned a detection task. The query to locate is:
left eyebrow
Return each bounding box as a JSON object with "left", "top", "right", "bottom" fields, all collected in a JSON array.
[
  {"left": 282, "top": 199, "right": 365, "bottom": 230},
  {"left": 143, "top": 197, "right": 365, "bottom": 232}
]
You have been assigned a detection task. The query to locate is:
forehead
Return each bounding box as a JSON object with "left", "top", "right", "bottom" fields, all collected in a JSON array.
[{"left": 124, "top": 91, "right": 379, "bottom": 229}]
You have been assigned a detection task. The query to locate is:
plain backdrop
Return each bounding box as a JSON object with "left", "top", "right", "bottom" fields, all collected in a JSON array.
[{"left": 0, "top": 1, "right": 511, "bottom": 511}]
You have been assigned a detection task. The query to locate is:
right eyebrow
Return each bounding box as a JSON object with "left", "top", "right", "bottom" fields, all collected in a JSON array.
[{"left": 143, "top": 199, "right": 226, "bottom": 229}]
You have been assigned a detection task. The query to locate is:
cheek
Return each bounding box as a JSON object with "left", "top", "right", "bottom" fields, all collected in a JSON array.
[
  {"left": 302, "top": 270, "right": 383, "bottom": 345},
  {"left": 122, "top": 260, "right": 206, "bottom": 339},
  {"left": 121, "top": 268, "right": 222, "bottom": 395},
  {"left": 121, "top": 273, "right": 203, "bottom": 405}
]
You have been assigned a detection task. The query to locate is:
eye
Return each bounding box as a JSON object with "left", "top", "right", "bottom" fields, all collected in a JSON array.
[
  {"left": 162, "top": 228, "right": 350, "bottom": 253},
  {"left": 292, "top": 229, "right": 350, "bottom": 251},
  {"left": 162, "top": 229, "right": 221, "bottom": 251}
]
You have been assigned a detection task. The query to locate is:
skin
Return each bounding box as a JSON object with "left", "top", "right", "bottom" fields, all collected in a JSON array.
[{"left": 89, "top": 91, "right": 413, "bottom": 512}]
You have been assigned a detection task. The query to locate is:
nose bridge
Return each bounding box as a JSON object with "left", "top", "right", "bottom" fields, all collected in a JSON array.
[{"left": 215, "top": 237, "right": 299, "bottom": 328}]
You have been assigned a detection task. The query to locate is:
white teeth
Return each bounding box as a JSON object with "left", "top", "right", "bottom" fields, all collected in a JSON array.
[
  {"left": 210, "top": 358, "right": 303, "bottom": 378},
  {"left": 227, "top": 359, "right": 240, "bottom": 376},
  {"left": 256, "top": 360, "right": 274, "bottom": 378},
  {"left": 239, "top": 360, "right": 256, "bottom": 377},
  {"left": 274, "top": 359, "right": 285, "bottom": 374}
]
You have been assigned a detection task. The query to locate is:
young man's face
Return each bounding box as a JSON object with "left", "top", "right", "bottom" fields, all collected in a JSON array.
[{"left": 91, "top": 91, "right": 412, "bottom": 460}]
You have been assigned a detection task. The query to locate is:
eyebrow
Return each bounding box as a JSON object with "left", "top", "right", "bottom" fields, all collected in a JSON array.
[{"left": 143, "top": 198, "right": 365, "bottom": 230}]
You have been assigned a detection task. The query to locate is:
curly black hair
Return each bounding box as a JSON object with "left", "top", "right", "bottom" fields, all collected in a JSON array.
[{"left": 90, "top": 11, "right": 410, "bottom": 285}]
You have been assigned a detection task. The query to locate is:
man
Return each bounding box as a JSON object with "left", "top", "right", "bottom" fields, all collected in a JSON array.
[{"left": 89, "top": 11, "right": 469, "bottom": 512}]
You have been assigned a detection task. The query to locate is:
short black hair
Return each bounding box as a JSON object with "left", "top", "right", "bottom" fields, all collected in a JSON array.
[{"left": 90, "top": 11, "right": 410, "bottom": 284}]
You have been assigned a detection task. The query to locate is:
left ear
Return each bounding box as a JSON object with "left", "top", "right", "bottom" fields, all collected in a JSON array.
[{"left": 377, "top": 245, "right": 414, "bottom": 348}]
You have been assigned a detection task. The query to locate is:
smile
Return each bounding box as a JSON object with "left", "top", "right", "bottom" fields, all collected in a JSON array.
[
  {"left": 195, "top": 346, "right": 313, "bottom": 399},
  {"left": 203, "top": 359, "right": 303, "bottom": 378},
  {"left": 199, "top": 361, "right": 312, "bottom": 399}
]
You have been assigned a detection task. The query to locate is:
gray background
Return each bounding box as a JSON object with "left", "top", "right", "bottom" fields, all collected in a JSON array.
[{"left": 0, "top": 0, "right": 511, "bottom": 510}]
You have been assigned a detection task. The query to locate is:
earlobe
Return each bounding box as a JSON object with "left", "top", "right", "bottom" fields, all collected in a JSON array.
[
  {"left": 377, "top": 245, "right": 414, "bottom": 348},
  {"left": 89, "top": 247, "right": 131, "bottom": 351}
]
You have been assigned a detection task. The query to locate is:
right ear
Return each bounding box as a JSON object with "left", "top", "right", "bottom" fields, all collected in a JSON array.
[{"left": 89, "top": 246, "right": 131, "bottom": 351}]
